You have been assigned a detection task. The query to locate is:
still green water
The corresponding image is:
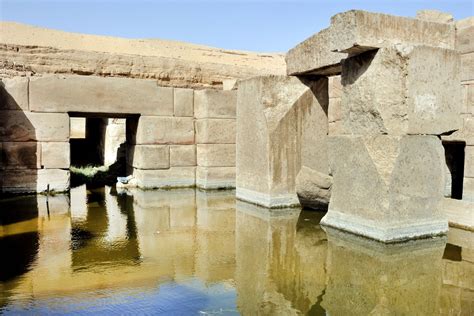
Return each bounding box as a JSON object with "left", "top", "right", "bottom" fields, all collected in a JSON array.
[{"left": 0, "top": 185, "right": 472, "bottom": 315}]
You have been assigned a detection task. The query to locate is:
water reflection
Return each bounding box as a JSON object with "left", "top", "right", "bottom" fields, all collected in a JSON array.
[{"left": 0, "top": 187, "right": 472, "bottom": 314}]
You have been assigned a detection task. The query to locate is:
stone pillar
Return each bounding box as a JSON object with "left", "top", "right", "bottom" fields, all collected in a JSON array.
[
  {"left": 104, "top": 118, "right": 126, "bottom": 166},
  {"left": 322, "top": 44, "right": 461, "bottom": 242},
  {"left": 195, "top": 89, "right": 237, "bottom": 189},
  {"left": 236, "top": 75, "right": 328, "bottom": 208}
]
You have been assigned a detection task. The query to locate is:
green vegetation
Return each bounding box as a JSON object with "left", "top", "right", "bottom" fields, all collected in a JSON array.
[{"left": 70, "top": 164, "right": 123, "bottom": 187}]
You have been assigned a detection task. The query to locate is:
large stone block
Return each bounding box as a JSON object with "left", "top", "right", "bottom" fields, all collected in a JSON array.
[
  {"left": 195, "top": 119, "right": 236, "bottom": 144},
  {"left": 296, "top": 166, "right": 332, "bottom": 210},
  {"left": 29, "top": 75, "right": 173, "bottom": 116},
  {"left": 1, "top": 168, "right": 69, "bottom": 193},
  {"left": 341, "top": 45, "right": 462, "bottom": 135},
  {"left": 41, "top": 142, "right": 70, "bottom": 169},
  {"left": 170, "top": 145, "right": 196, "bottom": 167},
  {"left": 322, "top": 135, "right": 448, "bottom": 242},
  {"left": 461, "top": 52, "right": 474, "bottom": 82},
  {"left": 464, "top": 145, "right": 474, "bottom": 178},
  {"left": 128, "top": 145, "right": 169, "bottom": 169},
  {"left": 130, "top": 116, "right": 194, "bottom": 145},
  {"left": 0, "top": 142, "right": 40, "bottom": 169},
  {"left": 456, "top": 17, "right": 474, "bottom": 54},
  {"left": 461, "top": 83, "right": 474, "bottom": 114},
  {"left": 330, "top": 10, "right": 455, "bottom": 54},
  {"left": 197, "top": 144, "right": 235, "bottom": 167},
  {"left": 0, "top": 77, "right": 29, "bottom": 110},
  {"left": 328, "top": 75, "right": 342, "bottom": 99},
  {"left": 286, "top": 27, "right": 346, "bottom": 76},
  {"left": 174, "top": 88, "right": 194, "bottom": 117},
  {"left": 196, "top": 166, "right": 235, "bottom": 189},
  {"left": 0, "top": 111, "right": 69, "bottom": 142},
  {"left": 194, "top": 90, "right": 236, "bottom": 118},
  {"left": 132, "top": 167, "right": 195, "bottom": 188},
  {"left": 70, "top": 117, "right": 86, "bottom": 138},
  {"left": 236, "top": 75, "right": 328, "bottom": 207}
]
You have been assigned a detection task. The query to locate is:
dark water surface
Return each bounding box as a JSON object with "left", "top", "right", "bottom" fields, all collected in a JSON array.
[{"left": 0, "top": 186, "right": 472, "bottom": 315}]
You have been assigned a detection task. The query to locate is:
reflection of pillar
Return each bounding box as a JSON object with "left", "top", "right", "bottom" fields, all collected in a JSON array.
[
  {"left": 235, "top": 201, "right": 327, "bottom": 315},
  {"left": 322, "top": 228, "right": 446, "bottom": 315},
  {"left": 195, "top": 190, "right": 236, "bottom": 283}
]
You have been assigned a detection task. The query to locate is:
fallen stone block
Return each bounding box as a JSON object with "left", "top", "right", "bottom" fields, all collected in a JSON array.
[
  {"left": 322, "top": 135, "right": 448, "bottom": 242},
  {"left": 130, "top": 116, "right": 194, "bottom": 145},
  {"left": 330, "top": 10, "right": 455, "bottom": 54},
  {"left": 128, "top": 145, "right": 170, "bottom": 169},
  {"left": 132, "top": 167, "right": 195, "bottom": 188},
  {"left": 29, "top": 75, "right": 173, "bottom": 116},
  {"left": 296, "top": 166, "right": 332, "bottom": 210},
  {"left": 0, "top": 77, "right": 29, "bottom": 111},
  {"left": 456, "top": 17, "right": 474, "bottom": 54},
  {"left": 170, "top": 145, "right": 196, "bottom": 167},
  {"left": 0, "top": 141, "right": 40, "bottom": 169},
  {"left": 196, "top": 166, "right": 235, "bottom": 189},
  {"left": 416, "top": 10, "right": 453, "bottom": 23},
  {"left": 195, "top": 119, "right": 236, "bottom": 144},
  {"left": 194, "top": 90, "right": 236, "bottom": 118},
  {"left": 286, "top": 27, "right": 346, "bottom": 76},
  {"left": 174, "top": 88, "right": 194, "bottom": 117},
  {"left": 41, "top": 142, "right": 70, "bottom": 169},
  {"left": 236, "top": 75, "right": 328, "bottom": 207},
  {"left": 197, "top": 144, "right": 235, "bottom": 167},
  {"left": 341, "top": 45, "right": 462, "bottom": 135},
  {"left": 0, "top": 111, "right": 69, "bottom": 142}
]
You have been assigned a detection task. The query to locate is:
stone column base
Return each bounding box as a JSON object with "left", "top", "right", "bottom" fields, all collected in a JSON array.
[{"left": 236, "top": 187, "right": 300, "bottom": 208}]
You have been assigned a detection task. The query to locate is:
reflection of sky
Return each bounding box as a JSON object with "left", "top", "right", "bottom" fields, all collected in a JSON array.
[{"left": 2, "top": 279, "right": 238, "bottom": 315}]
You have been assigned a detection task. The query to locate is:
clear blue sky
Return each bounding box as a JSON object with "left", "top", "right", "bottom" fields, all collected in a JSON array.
[{"left": 1, "top": 0, "right": 473, "bottom": 52}]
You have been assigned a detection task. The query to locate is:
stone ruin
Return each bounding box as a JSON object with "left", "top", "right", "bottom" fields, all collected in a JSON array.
[{"left": 0, "top": 9, "right": 472, "bottom": 243}]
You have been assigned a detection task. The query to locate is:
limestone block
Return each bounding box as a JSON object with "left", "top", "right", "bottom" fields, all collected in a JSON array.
[
  {"left": 296, "top": 166, "right": 332, "bottom": 209},
  {"left": 0, "top": 142, "right": 40, "bottom": 169},
  {"left": 196, "top": 166, "right": 235, "bottom": 189},
  {"left": 131, "top": 116, "right": 194, "bottom": 145},
  {"left": 197, "top": 144, "right": 235, "bottom": 167},
  {"left": 41, "top": 142, "right": 70, "bottom": 169},
  {"left": 194, "top": 90, "right": 236, "bottom": 118},
  {"left": 463, "top": 177, "right": 474, "bottom": 202},
  {"left": 195, "top": 119, "right": 236, "bottom": 144},
  {"left": 37, "top": 169, "right": 70, "bottom": 193},
  {"left": 341, "top": 45, "right": 462, "bottom": 135},
  {"left": 330, "top": 10, "right": 455, "bottom": 54},
  {"left": 132, "top": 167, "right": 195, "bottom": 188},
  {"left": 128, "top": 145, "right": 169, "bottom": 169},
  {"left": 170, "top": 145, "right": 196, "bottom": 167},
  {"left": 461, "top": 83, "right": 474, "bottom": 114},
  {"left": 222, "top": 79, "right": 238, "bottom": 90},
  {"left": 461, "top": 52, "right": 474, "bottom": 82},
  {"left": 322, "top": 135, "right": 448, "bottom": 242},
  {"left": 464, "top": 146, "right": 474, "bottom": 178},
  {"left": 236, "top": 75, "right": 328, "bottom": 207},
  {"left": 174, "top": 88, "right": 194, "bottom": 117},
  {"left": 29, "top": 75, "right": 173, "bottom": 116},
  {"left": 0, "top": 111, "right": 69, "bottom": 142},
  {"left": 328, "top": 98, "right": 341, "bottom": 123},
  {"left": 416, "top": 10, "right": 453, "bottom": 23},
  {"left": 0, "top": 77, "right": 28, "bottom": 110},
  {"left": 70, "top": 117, "right": 86, "bottom": 138},
  {"left": 328, "top": 75, "right": 342, "bottom": 99},
  {"left": 2, "top": 168, "right": 69, "bottom": 193},
  {"left": 441, "top": 117, "right": 474, "bottom": 145},
  {"left": 286, "top": 27, "right": 346, "bottom": 76},
  {"left": 456, "top": 17, "right": 474, "bottom": 54},
  {"left": 329, "top": 121, "right": 343, "bottom": 136}
]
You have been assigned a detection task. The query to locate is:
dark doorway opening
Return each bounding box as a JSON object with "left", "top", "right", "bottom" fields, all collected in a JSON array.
[{"left": 443, "top": 141, "right": 465, "bottom": 200}]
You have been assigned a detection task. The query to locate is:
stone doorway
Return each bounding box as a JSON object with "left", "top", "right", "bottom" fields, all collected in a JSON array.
[{"left": 443, "top": 141, "right": 466, "bottom": 200}]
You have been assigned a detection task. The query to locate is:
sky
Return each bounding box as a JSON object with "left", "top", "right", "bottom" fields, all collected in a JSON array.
[{"left": 0, "top": 0, "right": 473, "bottom": 52}]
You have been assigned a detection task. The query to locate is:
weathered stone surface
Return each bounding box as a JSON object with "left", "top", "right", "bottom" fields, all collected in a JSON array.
[
  {"left": 464, "top": 145, "right": 474, "bottom": 178},
  {"left": 0, "top": 142, "right": 40, "bottom": 169},
  {"left": 128, "top": 145, "right": 169, "bottom": 169},
  {"left": 328, "top": 98, "right": 341, "bottom": 124},
  {"left": 286, "top": 27, "right": 346, "bottom": 76},
  {"left": 197, "top": 144, "right": 235, "bottom": 167},
  {"left": 1, "top": 168, "right": 69, "bottom": 193},
  {"left": 328, "top": 75, "right": 342, "bottom": 99},
  {"left": 130, "top": 116, "right": 194, "bottom": 145},
  {"left": 322, "top": 135, "right": 448, "bottom": 242},
  {"left": 174, "top": 88, "right": 194, "bottom": 117},
  {"left": 0, "top": 111, "right": 69, "bottom": 142},
  {"left": 461, "top": 52, "right": 474, "bottom": 82},
  {"left": 170, "top": 145, "right": 196, "bottom": 167},
  {"left": 461, "top": 83, "right": 474, "bottom": 114},
  {"left": 416, "top": 10, "right": 454, "bottom": 23},
  {"left": 463, "top": 177, "right": 474, "bottom": 202},
  {"left": 132, "top": 167, "right": 195, "bottom": 188},
  {"left": 196, "top": 166, "right": 235, "bottom": 189},
  {"left": 41, "top": 142, "right": 70, "bottom": 169},
  {"left": 194, "top": 90, "right": 237, "bottom": 118},
  {"left": 29, "top": 75, "right": 173, "bottom": 115},
  {"left": 456, "top": 17, "right": 474, "bottom": 54},
  {"left": 104, "top": 118, "right": 126, "bottom": 166},
  {"left": 195, "top": 119, "right": 236, "bottom": 144},
  {"left": 222, "top": 79, "right": 238, "bottom": 90},
  {"left": 0, "top": 77, "right": 28, "bottom": 110},
  {"left": 330, "top": 10, "right": 455, "bottom": 54},
  {"left": 296, "top": 166, "right": 332, "bottom": 209},
  {"left": 341, "top": 45, "right": 462, "bottom": 135},
  {"left": 70, "top": 117, "right": 85, "bottom": 139},
  {"left": 236, "top": 75, "right": 328, "bottom": 207},
  {"left": 441, "top": 117, "right": 474, "bottom": 145}
]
